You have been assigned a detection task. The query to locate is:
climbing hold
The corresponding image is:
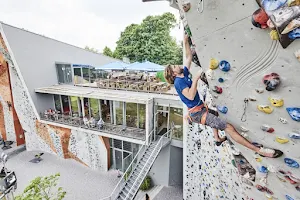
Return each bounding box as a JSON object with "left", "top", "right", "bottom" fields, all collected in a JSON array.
[
  {"left": 296, "top": 185, "right": 300, "bottom": 192},
  {"left": 284, "top": 158, "right": 300, "bottom": 168},
  {"left": 282, "top": 16, "right": 300, "bottom": 34},
  {"left": 217, "top": 106, "right": 228, "bottom": 114},
  {"left": 276, "top": 136, "right": 289, "bottom": 144},
  {"left": 212, "top": 86, "right": 223, "bottom": 94},
  {"left": 252, "top": 142, "right": 263, "bottom": 148},
  {"left": 257, "top": 105, "right": 273, "bottom": 114},
  {"left": 286, "top": 195, "right": 294, "bottom": 200},
  {"left": 219, "top": 60, "right": 231, "bottom": 72},
  {"left": 295, "top": 49, "right": 300, "bottom": 62},
  {"left": 270, "top": 30, "right": 279, "bottom": 40},
  {"left": 258, "top": 166, "right": 268, "bottom": 173},
  {"left": 289, "top": 132, "right": 300, "bottom": 139},
  {"left": 279, "top": 117, "right": 288, "bottom": 124},
  {"left": 285, "top": 176, "right": 298, "bottom": 184},
  {"left": 261, "top": 125, "right": 275, "bottom": 133},
  {"left": 182, "top": 2, "right": 191, "bottom": 12},
  {"left": 286, "top": 107, "right": 300, "bottom": 122},
  {"left": 256, "top": 185, "right": 274, "bottom": 195},
  {"left": 218, "top": 78, "right": 224, "bottom": 83},
  {"left": 267, "top": 19, "right": 275, "bottom": 29},
  {"left": 240, "top": 126, "right": 249, "bottom": 132},
  {"left": 255, "top": 157, "right": 262, "bottom": 162},
  {"left": 209, "top": 58, "right": 219, "bottom": 70},
  {"left": 267, "top": 165, "right": 278, "bottom": 173},
  {"left": 248, "top": 97, "right": 257, "bottom": 102},
  {"left": 252, "top": 8, "right": 269, "bottom": 29},
  {"left": 288, "top": 0, "right": 300, "bottom": 6},
  {"left": 288, "top": 28, "right": 300, "bottom": 40},
  {"left": 263, "top": 73, "right": 281, "bottom": 91},
  {"left": 262, "top": 0, "right": 287, "bottom": 11},
  {"left": 255, "top": 88, "right": 264, "bottom": 94},
  {"left": 269, "top": 97, "right": 284, "bottom": 107},
  {"left": 230, "top": 145, "right": 240, "bottom": 156}
]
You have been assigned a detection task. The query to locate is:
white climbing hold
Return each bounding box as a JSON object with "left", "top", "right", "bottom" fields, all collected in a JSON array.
[
  {"left": 279, "top": 117, "right": 288, "bottom": 124},
  {"left": 240, "top": 126, "right": 249, "bottom": 132},
  {"left": 240, "top": 132, "right": 250, "bottom": 140},
  {"left": 295, "top": 49, "right": 300, "bottom": 62},
  {"left": 206, "top": 69, "right": 215, "bottom": 80}
]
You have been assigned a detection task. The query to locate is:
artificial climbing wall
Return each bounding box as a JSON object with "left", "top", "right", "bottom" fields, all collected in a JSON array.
[
  {"left": 176, "top": 0, "right": 300, "bottom": 199},
  {"left": 0, "top": 29, "right": 109, "bottom": 171}
]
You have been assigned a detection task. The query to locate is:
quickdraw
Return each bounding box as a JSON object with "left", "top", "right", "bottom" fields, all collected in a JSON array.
[
  {"left": 197, "top": 0, "right": 204, "bottom": 13},
  {"left": 241, "top": 98, "right": 249, "bottom": 122}
]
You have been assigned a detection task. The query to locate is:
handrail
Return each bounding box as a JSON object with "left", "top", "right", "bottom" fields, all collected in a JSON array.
[
  {"left": 124, "top": 128, "right": 173, "bottom": 200},
  {"left": 147, "top": 130, "right": 154, "bottom": 145},
  {"left": 100, "top": 144, "right": 146, "bottom": 200}
]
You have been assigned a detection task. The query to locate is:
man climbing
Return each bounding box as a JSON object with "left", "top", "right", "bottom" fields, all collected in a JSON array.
[{"left": 164, "top": 34, "right": 283, "bottom": 158}]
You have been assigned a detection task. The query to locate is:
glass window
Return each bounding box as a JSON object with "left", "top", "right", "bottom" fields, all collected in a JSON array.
[
  {"left": 156, "top": 106, "right": 168, "bottom": 135},
  {"left": 54, "top": 95, "right": 61, "bottom": 112},
  {"left": 61, "top": 95, "right": 70, "bottom": 115},
  {"left": 138, "top": 104, "right": 146, "bottom": 129},
  {"left": 101, "top": 100, "right": 111, "bottom": 123},
  {"left": 170, "top": 107, "right": 183, "bottom": 140},
  {"left": 90, "top": 98, "right": 99, "bottom": 119},
  {"left": 126, "top": 103, "right": 137, "bottom": 128},
  {"left": 115, "top": 101, "right": 124, "bottom": 125},
  {"left": 73, "top": 68, "right": 82, "bottom": 84},
  {"left": 56, "top": 64, "right": 72, "bottom": 84},
  {"left": 70, "top": 97, "right": 79, "bottom": 116},
  {"left": 90, "top": 67, "right": 97, "bottom": 84},
  {"left": 83, "top": 98, "right": 90, "bottom": 117},
  {"left": 82, "top": 67, "right": 90, "bottom": 83}
]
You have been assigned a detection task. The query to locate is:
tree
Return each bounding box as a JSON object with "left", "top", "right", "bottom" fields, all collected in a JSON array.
[
  {"left": 102, "top": 46, "right": 114, "bottom": 57},
  {"left": 16, "top": 173, "right": 66, "bottom": 200},
  {"left": 84, "top": 46, "right": 99, "bottom": 53},
  {"left": 113, "top": 12, "right": 182, "bottom": 65}
]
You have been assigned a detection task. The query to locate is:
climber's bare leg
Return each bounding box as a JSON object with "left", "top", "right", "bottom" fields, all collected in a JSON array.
[{"left": 224, "top": 123, "right": 260, "bottom": 152}]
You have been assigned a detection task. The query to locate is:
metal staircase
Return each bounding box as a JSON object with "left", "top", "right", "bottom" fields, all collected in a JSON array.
[{"left": 101, "top": 129, "right": 172, "bottom": 200}]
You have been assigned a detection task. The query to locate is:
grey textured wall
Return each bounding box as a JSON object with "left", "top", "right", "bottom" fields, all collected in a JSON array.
[
  {"left": 2, "top": 23, "right": 118, "bottom": 113},
  {"left": 169, "top": 146, "right": 183, "bottom": 186}
]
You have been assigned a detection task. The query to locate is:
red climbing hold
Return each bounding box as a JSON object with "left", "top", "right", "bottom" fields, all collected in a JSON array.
[
  {"left": 252, "top": 8, "right": 269, "bottom": 29},
  {"left": 262, "top": 73, "right": 281, "bottom": 91},
  {"left": 213, "top": 86, "right": 223, "bottom": 94},
  {"left": 260, "top": 125, "right": 275, "bottom": 133},
  {"left": 256, "top": 185, "right": 274, "bottom": 195}
]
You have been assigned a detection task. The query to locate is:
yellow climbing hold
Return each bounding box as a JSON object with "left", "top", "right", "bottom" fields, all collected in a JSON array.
[
  {"left": 257, "top": 105, "right": 274, "bottom": 114},
  {"left": 255, "top": 157, "right": 262, "bottom": 162},
  {"left": 276, "top": 137, "right": 289, "bottom": 144},
  {"left": 269, "top": 97, "right": 284, "bottom": 107},
  {"left": 270, "top": 30, "right": 279, "bottom": 40},
  {"left": 288, "top": 0, "right": 300, "bottom": 6},
  {"left": 209, "top": 58, "right": 219, "bottom": 70}
]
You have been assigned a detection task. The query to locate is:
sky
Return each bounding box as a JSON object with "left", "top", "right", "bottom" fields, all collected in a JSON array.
[{"left": 0, "top": 0, "right": 182, "bottom": 52}]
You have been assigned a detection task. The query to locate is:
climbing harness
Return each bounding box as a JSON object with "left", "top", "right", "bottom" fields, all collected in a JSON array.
[
  {"left": 241, "top": 98, "right": 249, "bottom": 122},
  {"left": 197, "top": 0, "right": 204, "bottom": 13},
  {"left": 185, "top": 103, "right": 208, "bottom": 125}
]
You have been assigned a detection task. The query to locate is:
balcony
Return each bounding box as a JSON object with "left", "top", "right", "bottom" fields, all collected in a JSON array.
[{"left": 40, "top": 113, "right": 146, "bottom": 142}]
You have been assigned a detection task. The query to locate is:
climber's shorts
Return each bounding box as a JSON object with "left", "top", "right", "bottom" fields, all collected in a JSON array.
[{"left": 189, "top": 108, "right": 227, "bottom": 130}]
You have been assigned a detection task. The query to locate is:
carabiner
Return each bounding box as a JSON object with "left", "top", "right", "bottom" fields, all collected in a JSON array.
[{"left": 197, "top": 0, "right": 204, "bottom": 13}]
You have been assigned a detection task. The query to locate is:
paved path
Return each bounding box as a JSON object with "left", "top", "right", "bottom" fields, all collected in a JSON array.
[
  {"left": 6, "top": 151, "right": 120, "bottom": 200},
  {"left": 153, "top": 186, "right": 183, "bottom": 200}
]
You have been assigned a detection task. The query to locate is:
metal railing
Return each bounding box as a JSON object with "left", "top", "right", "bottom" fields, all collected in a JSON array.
[
  {"left": 124, "top": 128, "right": 173, "bottom": 200},
  {"left": 146, "top": 130, "right": 154, "bottom": 146},
  {"left": 40, "top": 113, "right": 146, "bottom": 140},
  {"left": 100, "top": 143, "right": 147, "bottom": 200}
]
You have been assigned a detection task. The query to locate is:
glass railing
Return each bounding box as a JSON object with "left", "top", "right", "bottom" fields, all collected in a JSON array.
[
  {"left": 40, "top": 113, "right": 146, "bottom": 141},
  {"left": 74, "top": 78, "right": 178, "bottom": 96}
]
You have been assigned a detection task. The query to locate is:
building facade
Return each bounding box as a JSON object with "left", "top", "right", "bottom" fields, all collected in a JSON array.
[{"left": 0, "top": 22, "right": 184, "bottom": 188}]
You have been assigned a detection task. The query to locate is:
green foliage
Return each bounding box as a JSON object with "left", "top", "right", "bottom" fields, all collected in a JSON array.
[
  {"left": 140, "top": 176, "right": 152, "bottom": 191},
  {"left": 113, "top": 12, "right": 182, "bottom": 65},
  {"left": 15, "top": 173, "right": 66, "bottom": 200},
  {"left": 84, "top": 46, "right": 99, "bottom": 53},
  {"left": 102, "top": 46, "right": 114, "bottom": 57}
]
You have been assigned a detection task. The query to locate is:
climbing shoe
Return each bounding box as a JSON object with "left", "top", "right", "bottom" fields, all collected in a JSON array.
[
  {"left": 258, "top": 147, "right": 283, "bottom": 158},
  {"left": 276, "top": 136, "right": 289, "bottom": 144},
  {"left": 215, "top": 136, "right": 227, "bottom": 146},
  {"left": 257, "top": 105, "right": 273, "bottom": 114}
]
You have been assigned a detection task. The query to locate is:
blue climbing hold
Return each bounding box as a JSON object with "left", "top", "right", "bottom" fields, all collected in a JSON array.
[
  {"left": 219, "top": 60, "right": 231, "bottom": 72},
  {"left": 284, "top": 158, "right": 300, "bottom": 168},
  {"left": 286, "top": 107, "right": 300, "bottom": 122},
  {"left": 286, "top": 195, "right": 294, "bottom": 200},
  {"left": 218, "top": 78, "right": 224, "bottom": 83},
  {"left": 288, "top": 28, "right": 300, "bottom": 40},
  {"left": 262, "top": 0, "right": 287, "bottom": 11},
  {"left": 217, "top": 106, "right": 228, "bottom": 114},
  {"left": 258, "top": 166, "right": 268, "bottom": 173},
  {"left": 289, "top": 133, "right": 300, "bottom": 139}
]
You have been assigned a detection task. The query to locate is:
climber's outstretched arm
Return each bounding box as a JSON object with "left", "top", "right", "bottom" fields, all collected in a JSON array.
[{"left": 184, "top": 34, "right": 192, "bottom": 70}]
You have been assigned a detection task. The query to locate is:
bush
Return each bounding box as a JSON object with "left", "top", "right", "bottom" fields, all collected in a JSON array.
[{"left": 139, "top": 176, "right": 152, "bottom": 191}]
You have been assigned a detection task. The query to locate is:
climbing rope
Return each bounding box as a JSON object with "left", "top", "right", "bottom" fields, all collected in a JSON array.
[
  {"left": 241, "top": 98, "right": 249, "bottom": 122},
  {"left": 197, "top": 0, "right": 204, "bottom": 13}
]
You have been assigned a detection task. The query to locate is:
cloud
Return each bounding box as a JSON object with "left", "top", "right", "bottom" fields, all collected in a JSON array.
[{"left": 0, "top": 0, "right": 182, "bottom": 51}]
